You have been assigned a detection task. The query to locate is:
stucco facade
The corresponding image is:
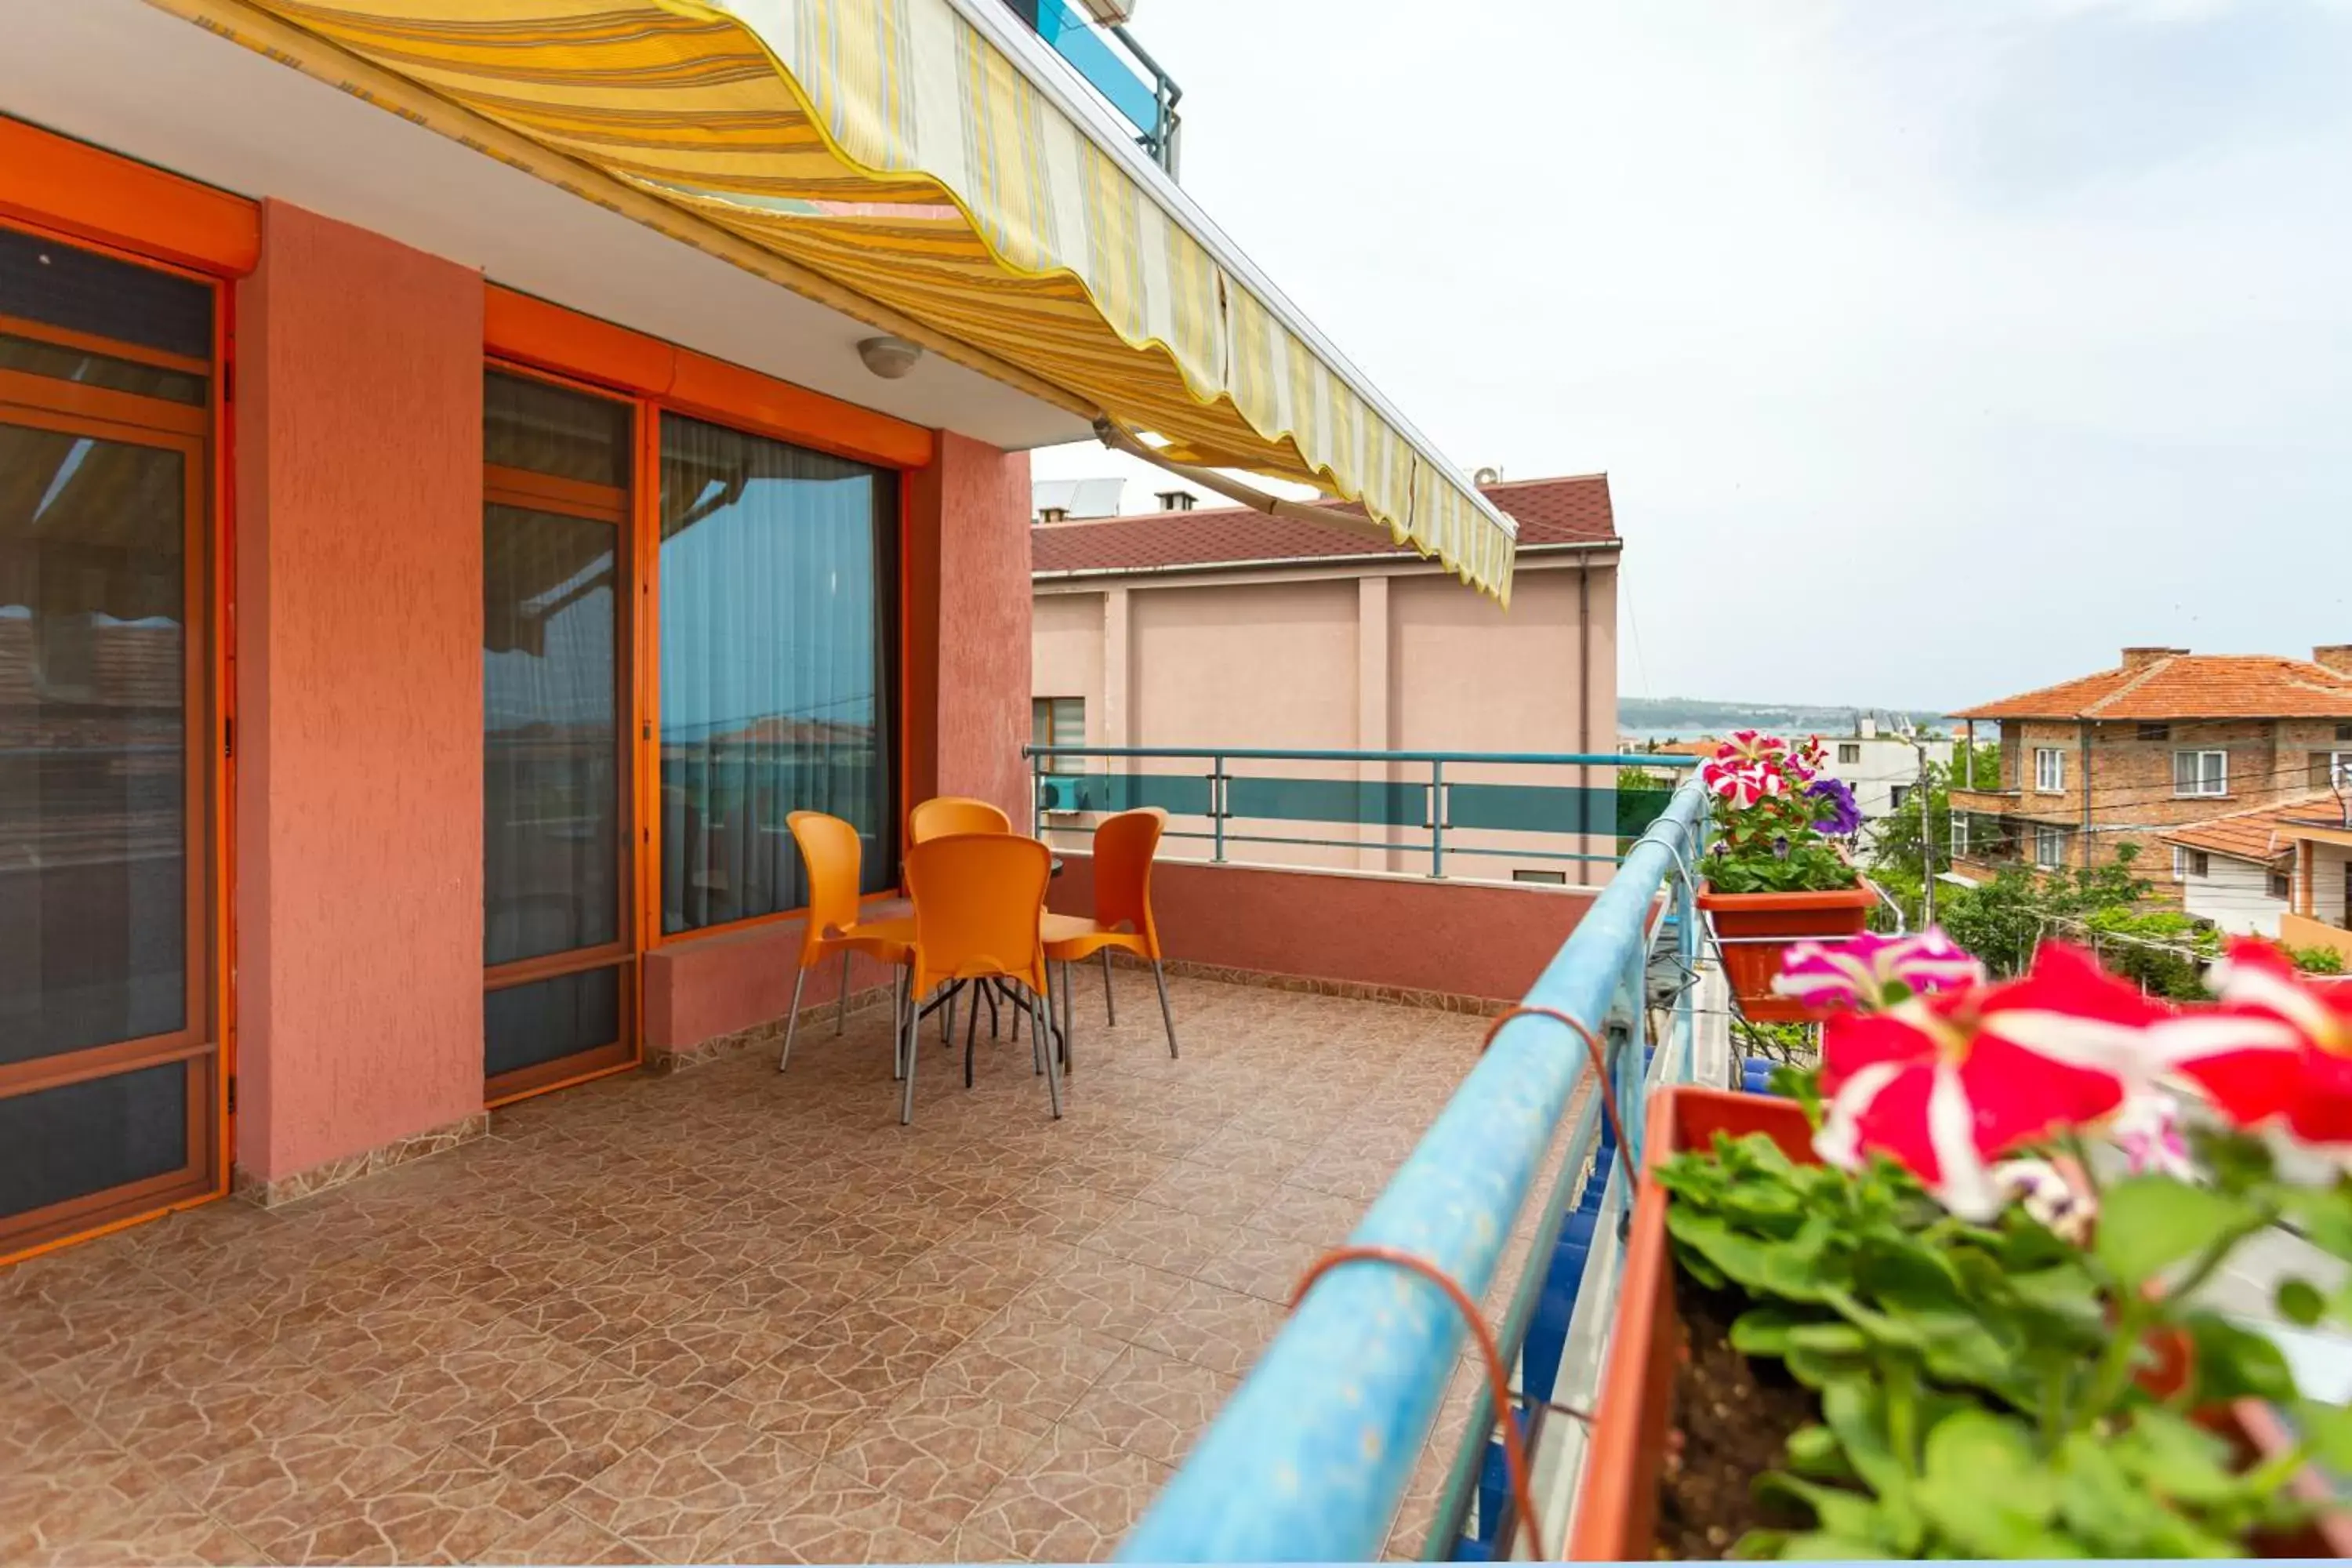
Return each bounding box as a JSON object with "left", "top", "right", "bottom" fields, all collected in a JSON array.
[{"left": 1032, "top": 510, "right": 1621, "bottom": 883}]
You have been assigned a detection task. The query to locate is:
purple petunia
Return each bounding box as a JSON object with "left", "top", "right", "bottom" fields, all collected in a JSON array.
[{"left": 1806, "top": 776, "right": 1864, "bottom": 837}]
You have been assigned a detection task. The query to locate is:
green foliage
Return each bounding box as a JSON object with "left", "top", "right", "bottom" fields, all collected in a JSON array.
[{"left": 1657, "top": 1127, "right": 2326, "bottom": 1559}]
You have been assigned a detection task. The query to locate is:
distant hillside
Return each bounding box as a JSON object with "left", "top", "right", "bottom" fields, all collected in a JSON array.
[{"left": 1620, "top": 696, "right": 1953, "bottom": 736}]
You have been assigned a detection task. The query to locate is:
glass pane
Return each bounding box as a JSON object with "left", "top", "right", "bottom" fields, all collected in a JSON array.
[
  {"left": 0, "top": 334, "right": 207, "bottom": 405},
  {"left": 485, "top": 372, "right": 631, "bottom": 490},
  {"left": 485, "top": 504, "right": 620, "bottom": 965},
  {"left": 485, "top": 966, "right": 621, "bottom": 1080},
  {"left": 658, "top": 414, "right": 895, "bottom": 935},
  {"left": 0, "top": 424, "right": 187, "bottom": 1063},
  {"left": 0, "top": 1062, "right": 188, "bottom": 1221},
  {"left": 0, "top": 228, "right": 212, "bottom": 362}
]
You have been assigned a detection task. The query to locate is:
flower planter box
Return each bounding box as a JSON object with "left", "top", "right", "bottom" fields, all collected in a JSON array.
[
  {"left": 1696, "top": 884, "right": 1877, "bottom": 1023},
  {"left": 1566, "top": 1084, "right": 2349, "bottom": 1560}
]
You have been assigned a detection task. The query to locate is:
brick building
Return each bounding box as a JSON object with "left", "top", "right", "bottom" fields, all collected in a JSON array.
[{"left": 1948, "top": 645, "right": 2352, "bottom": 905}]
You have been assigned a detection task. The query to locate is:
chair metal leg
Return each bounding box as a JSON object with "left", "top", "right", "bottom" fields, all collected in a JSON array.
[
  {"left": 900, "top": 984, "right": 920, "bottom": 1125},
  {"left": 1153, "top": 959, "right": 1179, "bottom": 1058},
  {"left": 1060, "top": 960, "right": 1076, "bottom": 1076},
  {"left": 964, "top": 985, "right": 982, "bottom": 1089},
  {"left": 1035, "top": 965, "right": 1051, "bottom": 1075},
  {"left": 779, "top": 965, "right": 808, "bottom": 1072},
  {"left": 836, "top": 950, "right": 852, "bottom": 1035},
  {"left": 985, "top": 982, "right": 1000, "bottom": 1040},
  {"left": 1103, "top": 949, "right": 1117, "bottom": 1025},
  {"left": 942, "top": 985, "right": 954, "bottom": 1044},
  {"left": 1035, "top": 983, "right": 1063, "bottom": 1120},
  {"left": 891, "top": 970, "right": 908, "bottom": 1080}
]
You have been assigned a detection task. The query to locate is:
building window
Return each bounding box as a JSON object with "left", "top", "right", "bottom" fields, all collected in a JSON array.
[
  {"left": 2034, "top": 825, "right": 2067, "bottom": 869},
  {"left": 2317, "top": 752, "right": 2352, "bottom": 792},
  {"left": 2034, "top": 747, "right": 2065, "bottom": 793},
  {"left": 1889, "top": 784, "right": 1911, "bottom": 811},
  {"left": 2172, "top": 749, "right": 2228, "bottom": 797},
  {"left": 1837, "top": 742, "right": 1861, "bottom": 765},
  {"left": 1950, "top": 813, "right": 1969, "bottom": 855},
  {"left": 2339, "top": 724, "right": 2352, "bottom": 742},
  {"left": 658, "top": 412, "right": 897, "bottom": 935},
  {"left": 1032, "top": 696, "right": 1084, "bottom": 772},
  {"left": 2137, "top": 722, "right": 2171, "bottom": 742},
  {"left": 2270, "top": 869, "right": 2294, "bottom": 901},
  {"left": 2173, "top": 846, "right": 2209, "bottom": 881},
  {"left": 1513, "top": 869, "right": 1569, "bottom": 885}
]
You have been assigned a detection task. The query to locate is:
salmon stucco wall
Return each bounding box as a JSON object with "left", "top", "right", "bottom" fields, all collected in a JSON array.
[
  {"left": 907, "top": 430, "right": 1029, "bottom": 826},
  {"left": 1048, "top": 853, "right": 1599, "bottom": 1003},
  {"left": 233, "top": 201, "right": 485, "bottom": 1183}
]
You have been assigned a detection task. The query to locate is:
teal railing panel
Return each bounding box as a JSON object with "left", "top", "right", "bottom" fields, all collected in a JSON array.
[{"left": 1225, "top": 775, "right": 1426, "bottom": 827}]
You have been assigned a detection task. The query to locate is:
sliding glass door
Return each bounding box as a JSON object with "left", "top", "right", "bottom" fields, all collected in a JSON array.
[
  {"left": 657, "top": 412, "right": 897, "bottom": 935},
  {"left": 481, "top": 371, "right": 634, "bottom": 1101},
  {"left": 0, "top": 227, "right": 216, "bottom": 1254}
]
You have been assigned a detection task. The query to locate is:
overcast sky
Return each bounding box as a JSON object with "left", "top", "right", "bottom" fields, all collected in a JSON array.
[{"left": 1027, "top": 0, "right": 2352, "bottom": 712}]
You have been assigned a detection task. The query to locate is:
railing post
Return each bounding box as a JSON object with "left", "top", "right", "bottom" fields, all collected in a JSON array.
[
  {"left": 1030, "top": 747, "right": 1045, "bottom": 841},
  {"left": 1429, "top": 758, "right": 1445, "bottom": 879},
  {"left": 1211, "top": 753, "right": 1226, "bottom": 864}
]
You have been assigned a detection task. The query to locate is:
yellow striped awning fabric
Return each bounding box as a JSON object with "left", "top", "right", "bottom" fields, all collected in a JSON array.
[{"left": 164, "top": 0, "right": 1517, "bottom": 601}]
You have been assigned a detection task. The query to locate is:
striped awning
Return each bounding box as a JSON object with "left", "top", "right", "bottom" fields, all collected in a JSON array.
[{"left": 161, "top": 0, "right": 1517, "bottom": 601}]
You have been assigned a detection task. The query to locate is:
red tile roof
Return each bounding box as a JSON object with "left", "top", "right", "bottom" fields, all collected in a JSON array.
[
  {"left": 1952, "top": 654, "right": 2352, "bottom": 721},
  {"left": 2158, "top": 798, "right": 2336, "bottom": 865},
  {"left": 1029, "top": 474, "right": 1616, "bottom": 576}
]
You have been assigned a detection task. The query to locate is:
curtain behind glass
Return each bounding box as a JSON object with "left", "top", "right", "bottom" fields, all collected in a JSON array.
[{"left": 659, "top": 414, "right": 895, "bottom": 935}]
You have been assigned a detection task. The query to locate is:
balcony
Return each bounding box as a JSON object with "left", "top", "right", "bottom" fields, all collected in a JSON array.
[
  {"left": 1001, "top": 0, "right": 1181, "bottom": 175},
  {"left": 0, "top": 745, "right": 1703, "bottom": 1564}
]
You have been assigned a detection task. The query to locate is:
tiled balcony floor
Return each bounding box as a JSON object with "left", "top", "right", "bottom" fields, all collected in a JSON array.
[{"left": 2, "top": 971, "right": 1508, "bottom": 1565}]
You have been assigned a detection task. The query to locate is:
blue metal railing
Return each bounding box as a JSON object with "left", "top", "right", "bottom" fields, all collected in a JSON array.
[
  {"left": 1024, "top": 744, "right": 1697, "bottom": 879},
  {"left": 1120, "top": 771, "right": 1713, "bottom": 1561},
  {"left": 1004, "top": 0, "right": 1182, "bottom": 172}
]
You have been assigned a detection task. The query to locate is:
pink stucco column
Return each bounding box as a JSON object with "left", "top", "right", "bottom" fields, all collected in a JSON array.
[
  {"left": 232, "top": 201, "right": 485, "bottom": 1191},
  {"left": 907, "top": 430, "right": 1031, "bottom": 826}
]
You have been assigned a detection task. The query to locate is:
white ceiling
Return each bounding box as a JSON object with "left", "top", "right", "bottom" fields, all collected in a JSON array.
[{"left": 0, "top": 0, "right": 1094, "bottom": 453}]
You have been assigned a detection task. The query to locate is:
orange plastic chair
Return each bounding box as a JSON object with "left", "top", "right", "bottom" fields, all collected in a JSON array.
[
  {"left": 901, "top": 833, "right": 1060, "bottom": 1125},
  {"left": 779, "top": 811, "right": 913, "bottom": 1073},
  {"left": 1043, "top": 807, "right": 1176, "bottom": 1070},
  {"left": 908, "top": 796, "right": 1011, "bottom": 845}
]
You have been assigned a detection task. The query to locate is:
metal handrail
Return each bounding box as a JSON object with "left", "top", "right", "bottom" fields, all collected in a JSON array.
[
  {"left": 1026, "top": 744, "right": 1698, "bottom": 767},
  {"left": 1117, "top": 772, "right": 1712, "bottom": 1562}
]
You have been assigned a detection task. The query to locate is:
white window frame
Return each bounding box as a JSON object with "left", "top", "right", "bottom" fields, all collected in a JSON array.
[
  {"left": 2173, "top": 749, "right": 2228, "bottom": 798},
  {"left": 2270, "top": 868, "right": 2294, "bottom": 902},
  {"left": 1031, "top": 695, "right": 1085, "bottom": 774},
  {"left": 2034, "top": 747, "right": 2065, "bottom": 793},
  {"left": 2331, "top": 752, "right": 2352, "bottom": 791},
  {"left": 1836, "top": 742, "right": 1862, "bottom": 765},
  {"left": 1950, "top": 813, "right": 1969, "bottom": 855},
  {"left": 2172, "top": 846, "right": 2211, "bottom": 881},
  {"left": 2034, "top": 824, "right": 2067, "bottom": 869}
]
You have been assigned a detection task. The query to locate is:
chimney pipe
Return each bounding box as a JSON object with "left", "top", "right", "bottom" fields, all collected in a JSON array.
[
  {"left": 2312, "top": 644, "right": 2352, "bottom": 677},
  {"left": 1154, "top": 489, "right": 1196, "bottom": 513},
  {"left": 2121, "top": 646, "right": 2187, "bottom": 672}
]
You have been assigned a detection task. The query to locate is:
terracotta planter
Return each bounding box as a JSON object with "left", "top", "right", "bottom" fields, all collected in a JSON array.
[
  {"left": 1697, "top": 883, "right": 1877, "bottom": 1023},
  {"left": 1567, "top": 1085, "right": 2347, "bottom": 1560}
]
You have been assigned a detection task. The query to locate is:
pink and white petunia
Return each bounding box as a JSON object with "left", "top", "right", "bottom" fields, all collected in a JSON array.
[
  {"left": 2156, "top": 939, "right": 2352, "bottom": 1146},
  {"left": 1714, "top": 730, "right": 1792, "bottom": 767},
  {"left": 2111, "top": 1090, "right": 2195, "bottom": 1181},
  {"left": 1815, "top": 944, "right": 2169, "bottom": 1219},
  {"left": 1772, "top": 928, "right": 1987, "bottom": 1014},
  {"left": 1702, "top": 755, "right": 1786, "bottom": 808}
]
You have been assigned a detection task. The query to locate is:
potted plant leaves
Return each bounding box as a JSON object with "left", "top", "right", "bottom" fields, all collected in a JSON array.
[
  {"left": 1572, "top": 931, "right": 2352, "bottom": 1560},
  {"left": 1693, "top": 732, "right": 1877, "bottom": 1020}
]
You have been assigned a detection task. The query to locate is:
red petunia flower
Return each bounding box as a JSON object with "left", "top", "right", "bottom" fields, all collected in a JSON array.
[
  {"left": 1815, "top": 944, "right": 2170, "bottom": 1218},
  {"left": 2158, "top": 938, "right": 2352, "bottom": 1145}
]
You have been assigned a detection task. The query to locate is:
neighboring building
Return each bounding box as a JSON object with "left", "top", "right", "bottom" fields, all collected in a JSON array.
[
  {"left": 1813, "top": 717, "right": 1951, "bottom": 844},
  {"left": 1949, "top": 646, "right": 2352, "bottom": 904},
  {"left": 2274, "top": 803, "right": 2352, "bottom": 962},
  {"left": 1031, "top": 475, "right": 1621, "bottom": 881},
  {"left": 2157, "top": 801, "right": 2319, "bottom": 936}
]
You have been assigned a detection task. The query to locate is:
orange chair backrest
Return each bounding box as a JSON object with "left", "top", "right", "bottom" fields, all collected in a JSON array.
[
  {"left": 909, "top": 795, "right": 1011, "bottom": 845},
  {"left": 1091, "top": 808, "right": 1167, "bottom": 956},
  {"left": 905, "top": 832, "right": 1051, "bottom": 993},
  {"left": 787, "top": 811, "right": 866, "bottom": 964}
]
